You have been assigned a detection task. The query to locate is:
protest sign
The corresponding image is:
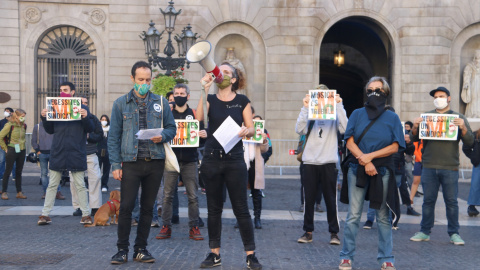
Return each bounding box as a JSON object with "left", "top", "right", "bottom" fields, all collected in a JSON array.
[
  {"left": 419, "top": 113, "right": 459, "bottom": 140},
  {"left": 171, "top": 120, "right": 200, "bottom": 147},
  {"left": 308, "top": 90, "right": 336, "bottom": 120},
  {"left": 243, "top": 120, "right": 265, "bottom": 144},
  {"left": 46, "top": 98, "right": 82, "bottom": 121}
]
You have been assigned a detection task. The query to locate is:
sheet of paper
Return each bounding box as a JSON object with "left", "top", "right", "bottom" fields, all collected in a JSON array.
[
  {"left": 135, "top": 128, "right": 164, "bottom": 140},
  {"left": 213, "top": 116, "right": 242, "bottom": 153}
]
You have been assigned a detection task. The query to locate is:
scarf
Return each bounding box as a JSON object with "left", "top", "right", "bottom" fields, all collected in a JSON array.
[
  {"left": 102, "top": 125, "right": 110, "bottom": 137},
  {"left": 364, "top": 92, "right": 387, "bottom": 120}
]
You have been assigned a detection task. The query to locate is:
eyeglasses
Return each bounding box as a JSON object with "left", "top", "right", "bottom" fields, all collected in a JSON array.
[{"left": 367, "top": 88, "right": 383, "bottom": 94}]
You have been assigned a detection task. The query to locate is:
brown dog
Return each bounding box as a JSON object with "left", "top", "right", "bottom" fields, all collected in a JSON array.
[{"left": 85, "top": 190, "right": 121, "bottom": 227}]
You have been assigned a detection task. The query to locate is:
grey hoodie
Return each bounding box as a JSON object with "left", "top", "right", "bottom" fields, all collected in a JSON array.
[
  {"left": 31, "top": 122, "right": 54, "bottom": 154},
  {"left": 295, "top": 103, "right": 348, "bottom": 165}
]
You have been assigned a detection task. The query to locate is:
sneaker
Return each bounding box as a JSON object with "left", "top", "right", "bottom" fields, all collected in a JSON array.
[
  {"left": 133, "top": 248, "right": 155, "bottom": 263},
  {"left": 381, "top": 262, "right": 396, "bottom": 270},
  {"left": 131, "top": 219, "right": 138, "bottom": 226},
  {"left": 1, "top": 192, "right": 8, "bottom": 200},
  {"left": 254, "top": 218, "right": 262, "bottom": 229},
  {"left": 406, "top": 206, "right": 421, "bottom": 216},
  {"left": 101, "top": 187, "right": 108, "bottom": 193},
  {"left": 315, "top": 204, "right": 324, "bottom": 213},
  {"left": 37, "top": 215, "right": 52, "bottom": 225},
  {"left": 111, "top": 249, "right": 128, "bottom": 264},
  {"left": 80, "top": 216, "right": 93, "bottom": 224},
  {"left": 246, "top": 253, "right": 262, "bottom": 270},
  {"left": 330, "top": 233, "right": 340, "bottom": 245},
  {"left": 410, "top": 232, "right": 430, "bottom": 242},
  {"left": 299, "top": 204, "right": 304, "bottom": 212},
  {"left": 55, "top": 191, "right": 65, "bottom": 200},
  {"left": 339, "top": 259, "right": 352, "bottom": 270},
  {"left": 189, "top": 226, "right": 204, "bottom": 240},
  {"left": 200, "top": 252, "right": 221, "bottom": 268},
  {"left": 363, "top": 220, "right": 373, "bottom": 229},
  {"left": 156, "top": 225, "right": 172, "bottom": 239},
  {"left": 392, "top": 226, "right": 399, "bottom": 231},
  {"left": 16, "top": 192, "right": 27, "bottom": 199},
  {"left": 151, "top": 220, "right": 160, "bottom": 227},
  {"left": 468, "top": 205, "right": 479, "bottom": 217},
  {"left": 297, "top": 232, "right": 313, "bottom": 243},
  {"left": 73, "top": 208, "right": 82, "bottom": 216},
  {"left": 172, "top": 214, "right": 180, "bottom": 224},
  {"left": 450, "top": 233, "right": 465, "bottom": 246}
]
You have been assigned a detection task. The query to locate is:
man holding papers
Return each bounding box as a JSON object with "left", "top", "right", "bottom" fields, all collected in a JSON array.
[
  {"left": 108, "top": 61, "right": 176, "bottom": 264},
  {"left": 196, "top": 62, "right": 262, "bottom": 270},
  {"left": 409, "top": 86, "right": 473, "bottom": 246}
]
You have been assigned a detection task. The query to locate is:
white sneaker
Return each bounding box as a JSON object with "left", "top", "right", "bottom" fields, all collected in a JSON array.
[{"left": 101, "top": 187, "right": 107, "bottom": 193}]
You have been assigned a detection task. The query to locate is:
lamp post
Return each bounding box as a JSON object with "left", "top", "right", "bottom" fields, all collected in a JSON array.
[
  {"left": 140, "top": 1, "right": 200, "bottom": 75},
  {"left": 333, "top": 48, "right": 345, "bottom": 67}
]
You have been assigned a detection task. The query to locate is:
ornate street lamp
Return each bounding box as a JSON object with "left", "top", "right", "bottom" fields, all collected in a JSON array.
[
  {"left": 334, "top": 48, "right": 345, "bottom": 67},
  {"left": 140, "top": 1, "right": 200, "bottom": 75}
]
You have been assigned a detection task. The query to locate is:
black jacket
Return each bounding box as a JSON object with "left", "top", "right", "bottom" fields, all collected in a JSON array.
[
  {"left": 41, "top": 104, "right": 95, "bottom": 171},
  {"left": 463, "top": 131, "right": 480, "bottom": 167},
  {"left": 171, "top": 105, "right": 205, "bottom": 162},
  {"left": 86, "top": 114, "right": 103, "bottom": 155}
]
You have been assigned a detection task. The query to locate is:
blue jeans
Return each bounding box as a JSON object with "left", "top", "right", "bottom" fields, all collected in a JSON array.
[
  {"left": 366, "top": 206, "right": 376, "bottom": 222},
  {"left": 468, "top": 164, "right": 480, "bottom": 206},
  {"left": 39, "top": 153, "right": 60, "bottom": 193},
  {"left": 340, "top": 164, "right": 394, "bottom": 265},
  {"left": 132, "top": 196, "right": 159, "bottom": 222},
  {"left": 420, "top": 168, "right": 459, "bottom": 236}
]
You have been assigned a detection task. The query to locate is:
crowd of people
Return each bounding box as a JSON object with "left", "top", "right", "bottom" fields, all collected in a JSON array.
[{"left": 1, "top": 59, "right": 480, "bottom": 270}]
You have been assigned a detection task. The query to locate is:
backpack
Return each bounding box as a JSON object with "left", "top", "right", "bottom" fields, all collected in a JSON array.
[{"left": 4, "top": 123, "right": 27, "bottom": 145}]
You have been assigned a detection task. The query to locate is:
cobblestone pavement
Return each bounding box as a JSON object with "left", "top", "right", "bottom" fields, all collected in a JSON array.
[{"left": 1, "top": 163, "right": 479, "bottom": 269}]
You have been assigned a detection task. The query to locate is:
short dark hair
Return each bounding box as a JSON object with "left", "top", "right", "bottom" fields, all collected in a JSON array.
[
  {"left": 173, "top": 83, "right": 190, "bottom": 95},
  {"left": 166, "top": 91, "right": 173, "bottom": 99},
  {"left": 60, "top": 81, "right": 75, "bottom": 91},
  {"left": 4, "top": 107, "right": 13, "bottom": 113},
  {"left": 405, "top": 121, "right": 413, "bottom": 128},
  {"left": 253, "top": 115, "right": 263, "bottom": 120},
  {"left": 131, "top": 61, "right": 152, "bottom": 78}
]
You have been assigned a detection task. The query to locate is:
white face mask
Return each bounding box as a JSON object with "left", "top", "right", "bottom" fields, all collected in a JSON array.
[
  {"left": 434, "top": 97, "right": 448, "bottom": 110},
  {"left": 101, "top": 121, "right": 108, "bottom": 126},
  {"left": 4, "top": 111, "right": 10, "bottom": 118}
]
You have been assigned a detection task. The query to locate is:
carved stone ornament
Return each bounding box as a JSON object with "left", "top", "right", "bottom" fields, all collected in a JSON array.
[
  {"left": 24, "top": 7, "right": 42, "bottom": 28},
  {"left": 88, "top": 8, "right": 106, "bottom": 26}
]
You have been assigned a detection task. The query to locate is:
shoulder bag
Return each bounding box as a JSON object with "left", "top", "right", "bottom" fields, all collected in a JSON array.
[
  {"left": 296, "top": 121, "right": 315, "bottom": 162},
  {"left": 161, "top": 98, "right": 180, "bottom": 173}
]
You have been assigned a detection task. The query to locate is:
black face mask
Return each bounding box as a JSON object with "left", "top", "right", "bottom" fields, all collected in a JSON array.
[
  {"left": 174, "top": 96, "right": 188, "bottom": 107},
  {"left": 364, "top": 92, "right": 387, "bottom": 120}
]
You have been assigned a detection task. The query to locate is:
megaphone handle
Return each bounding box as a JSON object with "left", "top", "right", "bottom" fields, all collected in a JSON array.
[{"left": 202, "top": 85, "right": 208, "bottom": 129}]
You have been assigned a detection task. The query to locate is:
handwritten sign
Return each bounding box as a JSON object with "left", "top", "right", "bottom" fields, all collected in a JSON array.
[
  {"left": 46, "top": 98, "right": 82, "bottom": 121},
  {"left": 308, "top": 90, "right": 336, "bottom": 120},
  {"left": 419, "top": 113, "right": 459, "bottom": 141},
  {"left": 171, "top": 120, "right": 200, "bottom": 147},
  {"left": 243, "top": 120, "right": 265, "bottom": 144}
]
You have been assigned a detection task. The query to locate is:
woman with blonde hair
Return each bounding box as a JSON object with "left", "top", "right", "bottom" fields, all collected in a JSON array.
[{"left": 0, "top": 109, "right": 27, "bottom": 200}]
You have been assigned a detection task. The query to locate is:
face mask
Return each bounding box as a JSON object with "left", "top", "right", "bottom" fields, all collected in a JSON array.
[
  {"left": 134, "top": 83, "right": 150, "bottom": 96},
  {"left": 19, "top": 116, "right": 25, "bottom": 122},
  {"left": 215, "top": 75, "right": 233, "bottom": 89},
  {"left": 364, "top": 92, "right": 387, "bottom": 120},
  {"left": 174, "top": 96, "right": 188, "bottom": 107},
  {"left": 101, "top": 121, "right": 108, "bottom": 126},
  {"left": 60, "top": 92, "right": 72, "bottom": 97},
  {"left": 434, "top": 97, "right": 448, "bottom": 110},
  {"left": 4, "top": 111, "right": 10, "bottom": 118}
]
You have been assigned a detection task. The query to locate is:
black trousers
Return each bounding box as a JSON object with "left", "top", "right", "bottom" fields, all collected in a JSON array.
[
  {"left": 117, "top": 159, "right": 164, "bottom": 251},
  {"left": 248, "top": 160, "right": 262, "bottom": 219},
  {"left": 97, "top": 153, "right": 111, "bottom": 188},
  {"left": 302, "top": 163, "right": 339, "bottom": 233},
  {"left": 2, "top": 147, "right": 25, "bottom": 193},
  {"left": 201, "top": 149, "right": 255, "bottom": 251},
  {"left": 300, "top": 162, "right": 322, "bottom": 204}
]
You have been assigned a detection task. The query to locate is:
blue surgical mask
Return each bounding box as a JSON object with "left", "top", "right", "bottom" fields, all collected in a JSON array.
[{"left": 134, "top": 83, "right": 150, "bottom": 96}]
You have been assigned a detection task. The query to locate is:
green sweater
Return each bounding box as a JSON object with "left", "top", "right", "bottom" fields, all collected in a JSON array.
[
  {"left": 412, "top": 109, "right": 473, "bottom": 170},
  {"left": 0, "top": 122, "right": 26, "bottom": 152}
]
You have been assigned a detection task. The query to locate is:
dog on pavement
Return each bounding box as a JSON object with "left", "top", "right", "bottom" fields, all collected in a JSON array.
[{"left": 85, "top": 190, "right": 121, "bottom": 227}]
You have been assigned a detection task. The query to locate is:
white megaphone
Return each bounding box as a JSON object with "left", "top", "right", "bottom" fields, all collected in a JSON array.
[{"left": 186, "top": 41, "right": 224, "bottom": 84}]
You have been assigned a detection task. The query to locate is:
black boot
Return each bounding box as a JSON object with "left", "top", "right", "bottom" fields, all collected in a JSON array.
[
  {"left": 468, "top": 205, "right": 480, "bottom": 217},
  {"left": 252, "top": 189, "right": 262, "bottom": 229},
  {"left": 407, "top": 206, "right": 421, "bottom": 216},
  {"left": 254, "top": 217, "right": 262, "bottom": 229}
]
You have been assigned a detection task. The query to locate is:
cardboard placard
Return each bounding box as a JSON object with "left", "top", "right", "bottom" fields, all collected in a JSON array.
[
  {"left": 243, "top": 120, "right": 265, "bottom": 144},
  {"left": 419, "top": 113, "right": 459, "bottom": 140},
  {"left": 46, "top": 98, "right": 82, "bottom": 121},
  {"left": 170, "top": 120, "right": 200, "bottom": 147},
  {"left": 308, "top": 90, "right": 336, "bottom": 120}
]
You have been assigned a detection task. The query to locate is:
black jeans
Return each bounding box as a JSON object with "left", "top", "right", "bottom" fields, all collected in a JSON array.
[
  {"left": 2, "top": 147, "right": 25, "bottom": 193},
  {"left": 302, "top": 163, "right": 339, "bottom": 233},
  {"left": 248, "top": 160, "right": 262, "bottom": 219},
  {"left": 117, "top": 159, "right": 164, "bottom": 251},
  {"left": 97, "top": 153, "right": 111, "bottom": 188},
  {"left": 201, "top": 149, "right": 255, "bottom": 251},
  {"left": 300, "top": 162, "right": 323, "bottom": 204}
]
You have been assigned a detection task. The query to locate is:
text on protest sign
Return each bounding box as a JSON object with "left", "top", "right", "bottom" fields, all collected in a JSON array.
[
  {"left": 308, "top": 90, "right": 336, "bottom": 120},
  {"left": 243, "top": 120, "right": 265, "bottom": 144},
  {"left": 419, "top": 113, "right": 459, "bottom": 141},
  {"left": 171, "top": 120, "right": 200, "bottom": 147},
  {"left": 46, "top": 98, "right": 82, "bottom": 121}
]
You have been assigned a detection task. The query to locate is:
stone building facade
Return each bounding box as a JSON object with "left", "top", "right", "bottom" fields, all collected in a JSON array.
[{"left": 1, "top": 1, "right": 480, "bottom": 164}]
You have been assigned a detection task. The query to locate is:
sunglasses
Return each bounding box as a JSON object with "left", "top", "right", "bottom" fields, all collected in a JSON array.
[{"left": 367, "top": 88, "right": 383, "bottom": 94}]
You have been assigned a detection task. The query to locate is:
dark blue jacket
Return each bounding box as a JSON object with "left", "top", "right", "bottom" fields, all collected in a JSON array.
[
  {"left": 41, "top": 104, "right": 95, "bottom": 171},
  {"left": 86, "top": 114, "right": 103, "bottom": 155}
]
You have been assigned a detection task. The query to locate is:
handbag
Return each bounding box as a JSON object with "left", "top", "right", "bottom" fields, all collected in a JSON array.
[
  {"left": 161, "top": 98, "right": 180, "bottom": 173},
  {"left": 296, "top": 121, "right": 315, "bottom": 162}
]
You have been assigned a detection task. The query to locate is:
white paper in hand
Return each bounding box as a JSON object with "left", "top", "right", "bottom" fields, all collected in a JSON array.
[
  {"left": 135, "top": 128, "right": 164, "bottom": 140},
  {"left": 213, "top": 116, "right": 242, "bottom": 153}
]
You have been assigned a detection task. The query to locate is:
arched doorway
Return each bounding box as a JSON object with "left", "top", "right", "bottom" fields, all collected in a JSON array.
[
  {"left": 320, "top": 17, "right": 393, "bottom": 116},
  {"left": 35, "top": 25, "right": 97, "bottom": 121}
]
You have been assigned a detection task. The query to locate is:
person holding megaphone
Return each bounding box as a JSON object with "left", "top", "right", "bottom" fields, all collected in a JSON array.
[{"left": 196, "top": 62, "right": 262, "bottom": 270}]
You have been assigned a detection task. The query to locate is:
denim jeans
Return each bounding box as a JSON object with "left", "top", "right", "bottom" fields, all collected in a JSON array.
[
  {"left": 117, "top": 159, "right": 164, "bottom": 251},
  {"left": 163, "top": 161, "right": 199, "bottom": 227},
  {"left": 366, "top": 206, "right": 376, "bottom": 222},
  {"left": 340, "top": 164, "right": 394, "bottom": 265},
  {"left": 420, "top": 168, "right": 459, "bottom": 236},
  {"left": 39, "top": 153, "right": 60, "bottom": 193},
  {"left": 468, "top": 164, "right": 480, "bottom": 206},
  {"left": 132, "top": 196, "right": 159, "bottom": 222},
  {"left": 201, "top": 149, "right": 255, "bottom": 251}
]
